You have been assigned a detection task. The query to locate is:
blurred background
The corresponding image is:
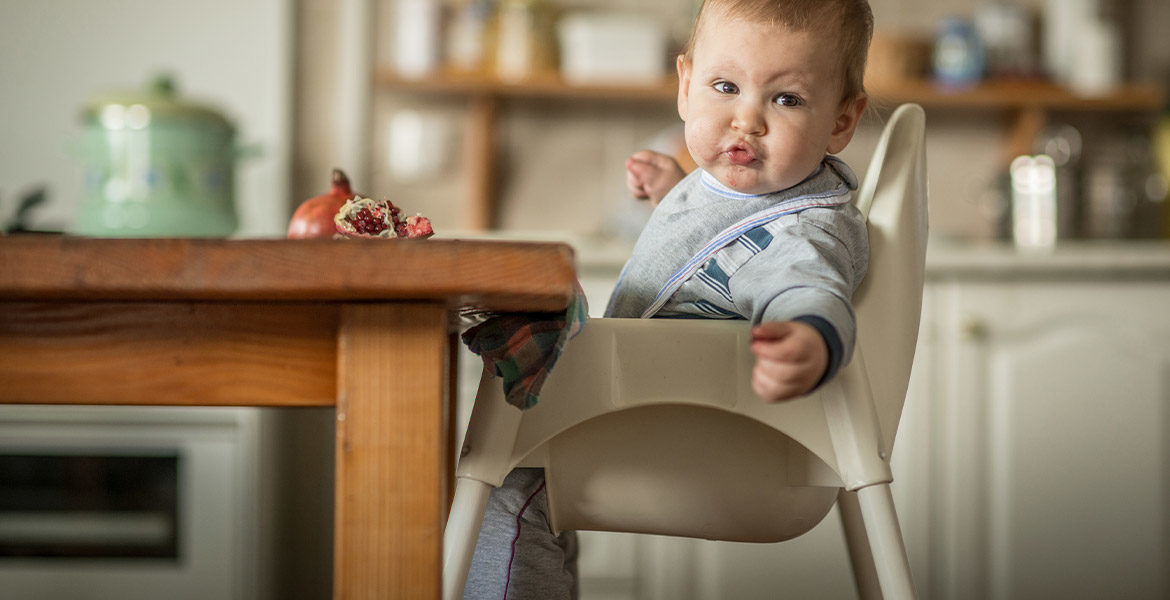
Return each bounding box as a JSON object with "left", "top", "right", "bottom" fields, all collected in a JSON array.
[
  {"left": 2, "top": 0, "right": 1169, "bottom": 599},
  {"left": 3, "top": 0, "right": 1168, "bottom": 243}
]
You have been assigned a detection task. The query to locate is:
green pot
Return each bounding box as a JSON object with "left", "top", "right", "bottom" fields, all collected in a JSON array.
[{"left": 71, "top": 75, "right": 240, "bottom": 237}]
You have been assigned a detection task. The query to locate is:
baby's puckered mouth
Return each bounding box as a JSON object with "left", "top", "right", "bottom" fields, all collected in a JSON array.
[{"left": 723, "top": 143, "right": 758, "bottom": 166}]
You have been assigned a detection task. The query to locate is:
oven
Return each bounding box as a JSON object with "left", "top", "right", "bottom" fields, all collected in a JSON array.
[{"left": 0, "top": 405, "right": 264, "bottom": 600}]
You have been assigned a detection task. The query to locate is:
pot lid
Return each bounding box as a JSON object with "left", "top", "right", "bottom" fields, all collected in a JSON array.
[{"left": 81, "top": 74, "right": 234, "bottom": 133}]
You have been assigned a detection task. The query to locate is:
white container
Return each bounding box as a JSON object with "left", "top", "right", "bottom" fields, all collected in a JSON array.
[
  {"left": 1043, "top": 0, "right": 1092, "bottom": 83},
  {"left": 1068, "top": 19, "right": 1122, "bottom": 97},
  {"left": 557, "top": 12, "right": 668, "bottom": 85},
  {"left": 387, "top": 109, "right": 453, "bottom": 182},
  {"left": 392, "top": 0, "right": 443, "bottom": 79}
]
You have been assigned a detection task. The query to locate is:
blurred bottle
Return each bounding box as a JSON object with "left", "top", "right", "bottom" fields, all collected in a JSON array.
[
  {"left": 1032, "top": 124, "right": 1083, "bottom": 241},
  {"left": 975, "top": 0, "right": 1036, "bottom": 79},
  {"left": 495, "top": 0, "right": 554, "bottom": 82},
  {"left": 447, "top": 0, "right": 496, "bottom": 75},
  {"left": 1155, "top": 108, "right": 1170, "bottom": 236},
  {"left": 932, "top": 17, "right": 985, "bottom": 89},
  {"left": 1010, "top": 154, "right": 1058, "bottom": 249},
  {"left": 1083, "top": 132, "right": 1165, "bottom": 239}
]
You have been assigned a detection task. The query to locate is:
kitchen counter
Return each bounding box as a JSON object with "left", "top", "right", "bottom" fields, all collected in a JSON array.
[
  {"left": 555, "top": 233, "right": 1170, "bottom": 277},
  {"left": 923, "top": 240, "right": 1170, "bottom": 278}
]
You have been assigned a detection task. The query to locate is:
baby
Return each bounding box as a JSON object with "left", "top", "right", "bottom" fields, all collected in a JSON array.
[
  {"left": 464, "top": 0, "right": 873, "bottom": 597},
  {"left": 616, "top": 0, "right": 871, "bottom": 401}
]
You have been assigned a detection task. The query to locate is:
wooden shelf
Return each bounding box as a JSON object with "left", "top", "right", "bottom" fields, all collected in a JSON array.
[
  {"left": 866, "top": 79, "right": 1165, "bottom": 162},
  {"left": 868, "top": 78, "right": 1165, "bottom": 111},
  {"left": 376, "top": 69, "right": 1166, "bottom": 230},
  {"left": 379, "top": 69, "right": 1165, "bottom": 111},
  {"left": 377, "top": 69, "right": 677, "bottom": 103}
]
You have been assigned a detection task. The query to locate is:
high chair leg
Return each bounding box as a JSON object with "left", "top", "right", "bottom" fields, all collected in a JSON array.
[
  {"left": 855, "top": 483, "right": 916, "bottom": 599},
  {"left": 839, "top": 489, "right": 882, "bottom": 599},
  {"left": 443, "top": 477, "right": 493, "bottom": 600}
]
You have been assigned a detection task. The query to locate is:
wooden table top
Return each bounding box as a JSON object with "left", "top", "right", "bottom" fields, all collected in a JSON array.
[{"left": 0, "top": 236, "right": 577, "bottom": 313}]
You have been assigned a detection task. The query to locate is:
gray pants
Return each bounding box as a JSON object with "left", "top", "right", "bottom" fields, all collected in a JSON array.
[{"left": 463, "top": 468, "right": 579, "bottom": 600}]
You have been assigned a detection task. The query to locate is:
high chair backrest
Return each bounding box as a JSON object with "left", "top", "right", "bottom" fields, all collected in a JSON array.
[{"left": 851, "top": 103, "right": 929, "bottom": 456}]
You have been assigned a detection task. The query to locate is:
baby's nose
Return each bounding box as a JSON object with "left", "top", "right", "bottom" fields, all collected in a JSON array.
[{"left": 731, "top": 104, "right": 766, "bottom": 135}]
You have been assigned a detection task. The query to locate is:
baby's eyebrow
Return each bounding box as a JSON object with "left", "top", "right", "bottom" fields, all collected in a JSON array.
[
  {"left": 700, "top": 60, "right": 814, "bottom": 87},
  {"left": 762, "top": 70, "right": 815, "bottom": 91},
  {"left": 698, "top": 59, "right": 745, "bottom": 75}
]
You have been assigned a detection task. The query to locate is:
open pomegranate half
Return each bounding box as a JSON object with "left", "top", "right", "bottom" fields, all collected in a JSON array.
[{"left": 333, "top": 196, "right": 434, "bottom": 239}]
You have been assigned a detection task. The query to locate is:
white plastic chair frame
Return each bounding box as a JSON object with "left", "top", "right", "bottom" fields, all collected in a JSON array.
[{"left": 445, "top": 103, "right": 928, "bottom": 599}]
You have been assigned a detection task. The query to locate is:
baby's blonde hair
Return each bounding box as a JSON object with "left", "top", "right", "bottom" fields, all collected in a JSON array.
[{"left": 682, "top": 0, "right": 874, "bottom": 104}]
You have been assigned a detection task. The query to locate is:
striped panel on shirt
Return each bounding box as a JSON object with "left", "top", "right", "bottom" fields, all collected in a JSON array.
[
  {"left": 664, "top": 219, "right": 785, "bottom": 319},
  {"left": 695, "top": 258, "right": 733, "bottom": 304}
]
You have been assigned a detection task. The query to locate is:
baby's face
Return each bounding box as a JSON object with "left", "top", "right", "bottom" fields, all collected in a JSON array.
[{"left": 677, "top": 11, "right": 864, "bottom": 195}]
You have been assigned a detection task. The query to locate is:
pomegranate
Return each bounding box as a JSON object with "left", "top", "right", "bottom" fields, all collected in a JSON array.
[
  {"left": 287, "top": 169, "right": 360, "bottom": 239},
  {"left": 401, "top": 214, "right": 434, "bottom": 238},
  {"left": 333, "top": 197, "right": 434, "bottom": 239}
]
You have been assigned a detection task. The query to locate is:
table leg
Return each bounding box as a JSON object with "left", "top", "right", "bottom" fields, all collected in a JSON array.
[{"left": 334, "top": 303, "right": 450, "bottom": 599}]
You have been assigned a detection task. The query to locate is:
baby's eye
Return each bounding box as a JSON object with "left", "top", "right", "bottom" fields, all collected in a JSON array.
[
  {"left": 774, "top": 93, "right": 803, "bottom": 107},
  {"left": 712, "top": 80, "right": 739, "bottom": 95}
]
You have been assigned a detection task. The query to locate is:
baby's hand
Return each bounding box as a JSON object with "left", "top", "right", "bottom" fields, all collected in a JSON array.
[
  {"left": 625, "top": 150, "right": 686, "bottom": 206},
  {"left": 749, "top": 321, "right": 829, "bottom": 402}
]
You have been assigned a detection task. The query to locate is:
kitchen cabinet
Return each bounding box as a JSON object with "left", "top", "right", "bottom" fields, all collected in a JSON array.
[
  {"left": 928, "top": 246, "right": 1170, "bottom": 600},
  {"left": 567, "top": 240, "right": 1170, "bottom": 599},
  {"left": 377, "top": 71, "right": 1165, "bottom": 231}
]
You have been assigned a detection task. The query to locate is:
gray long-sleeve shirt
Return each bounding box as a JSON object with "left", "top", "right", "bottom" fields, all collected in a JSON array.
[{"left": 605, "top": 156, "right": 869, "bottom": 375}]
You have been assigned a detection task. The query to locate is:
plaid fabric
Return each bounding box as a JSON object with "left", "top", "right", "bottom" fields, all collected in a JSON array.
[{"left": 462, "top": 284, "right": 589, "bottom": 409}]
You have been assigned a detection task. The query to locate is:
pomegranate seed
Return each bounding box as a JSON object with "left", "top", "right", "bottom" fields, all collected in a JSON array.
[{"left": 350, "top": 207, "right": 388, "bottom": 234}]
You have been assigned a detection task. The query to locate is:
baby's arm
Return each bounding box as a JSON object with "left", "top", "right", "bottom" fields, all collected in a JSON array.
[
  {"left": 749, "top": 320, "right": 830, "bottom": 402},
  {"left": 625, "top": 150, "right": 686, "bottom": 206}
]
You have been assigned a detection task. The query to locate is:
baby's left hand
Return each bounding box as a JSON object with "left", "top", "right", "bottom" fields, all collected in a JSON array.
[{"left": 749, "top": 321, "right": 829, "bottom": 402}]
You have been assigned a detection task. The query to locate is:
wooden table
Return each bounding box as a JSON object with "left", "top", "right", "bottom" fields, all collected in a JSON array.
[{"left": 0, "top": 236, "right": 577, "bottom": 599}]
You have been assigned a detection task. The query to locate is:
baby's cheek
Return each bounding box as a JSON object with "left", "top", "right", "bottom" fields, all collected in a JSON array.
[{"left": 684, "top": 123, "right": 718, "bottom": 166}]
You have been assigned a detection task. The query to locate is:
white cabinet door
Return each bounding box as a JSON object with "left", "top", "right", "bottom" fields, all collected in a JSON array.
[{"left": 934, "top": 280, "right": 1170, "bottom": 600}]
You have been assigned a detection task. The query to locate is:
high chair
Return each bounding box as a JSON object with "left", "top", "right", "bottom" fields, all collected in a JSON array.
[{"left": 445, "top": 103, "right": 928, "bottom": 599}]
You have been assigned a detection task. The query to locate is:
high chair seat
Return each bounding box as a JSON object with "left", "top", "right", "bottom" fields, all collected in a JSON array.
[
  {"left": 446, "top": 103, "right": 929, "bottom": 599},
  {"left": 509, "top": 318, "right": 845, "bottom": 543}
]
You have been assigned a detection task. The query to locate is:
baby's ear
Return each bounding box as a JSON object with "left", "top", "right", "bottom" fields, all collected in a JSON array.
[
  {"left": 676, "top": 55, "right": 692, "bottom": 122},
  {"left": 827, "top": 95, "right": 868, "bottom": 155}
]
